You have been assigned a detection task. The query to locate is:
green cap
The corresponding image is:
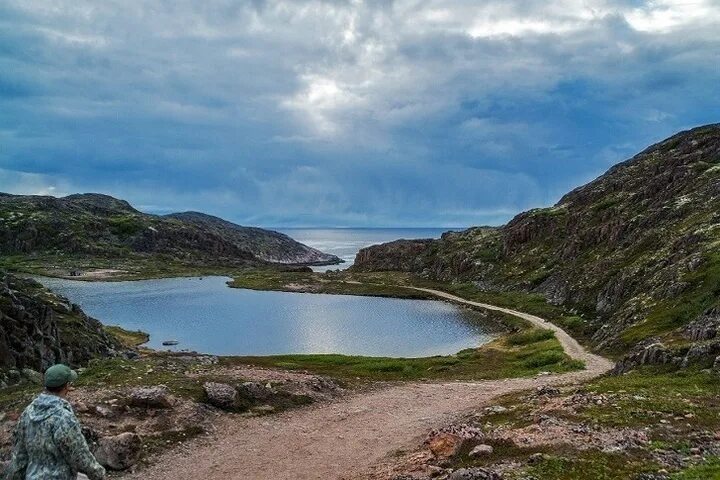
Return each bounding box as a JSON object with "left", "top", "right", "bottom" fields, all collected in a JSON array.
[{"left": 44, "top": 364, "right": 78, "bottom": 388}]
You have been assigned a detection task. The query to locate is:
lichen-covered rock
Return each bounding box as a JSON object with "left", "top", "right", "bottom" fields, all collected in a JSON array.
[
  {"left": 681, "top": 339, "right": 720, "bottom": 367},
  {"left": 684, "top": 309, "right": 720, "bottom": 341},
  {"left": 93, "top": 432, "right": 141, "bottom": 470},
  {"left": 129, "top": 386, "right": 172, "bottom": 409},
  {"left": 203, "top": 382, "right": 239, "bottom": 410}
]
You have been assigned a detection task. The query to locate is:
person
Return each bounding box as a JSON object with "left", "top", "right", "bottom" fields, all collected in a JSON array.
[{"left": 4, "top": 364, "right": 106, "bottom": 480}]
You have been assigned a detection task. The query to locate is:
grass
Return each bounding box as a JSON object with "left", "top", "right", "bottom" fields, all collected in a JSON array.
[
  {"left": 514, "top": 451, "right": 659, "bottom": 480},
  {"left": 104, "top": 325, "right": 150, "bottom": 347},
  {"left": 224, "top": 334, "right": 583, "bottom": 382},
  {"left": 672, "top": 457, "right": 720, "bottom": 479}
]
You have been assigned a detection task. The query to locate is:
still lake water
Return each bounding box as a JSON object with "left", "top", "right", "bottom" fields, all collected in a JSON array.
[
  {"left": 37, "top": 228, "right": 492, "bottom": 357},
  {"left": 37, "top": 277, "right": 495, "bottom": 357}
]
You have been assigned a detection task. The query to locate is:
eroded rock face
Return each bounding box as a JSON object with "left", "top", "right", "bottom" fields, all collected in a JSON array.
[
  {"left": 0, "top": 273, "right": 119, "bottom": 375},
  {"left": 611, "top": 340, "right": 676, "bottom": 375},
  {"left": 93, "top": 432, "right": 142, "bottom": 470},
  {"left": 684, "top": 309, "right": 720, "bottom": 341}
]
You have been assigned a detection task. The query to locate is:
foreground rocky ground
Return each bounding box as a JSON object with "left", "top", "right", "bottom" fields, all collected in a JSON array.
[{"left": 0, "top": 354, "right": 343, "bottom": 474}]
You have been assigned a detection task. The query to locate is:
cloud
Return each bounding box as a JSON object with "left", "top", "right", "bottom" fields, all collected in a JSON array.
[{"left": 0, "top": 0, "right": 718, "bottom": 226}]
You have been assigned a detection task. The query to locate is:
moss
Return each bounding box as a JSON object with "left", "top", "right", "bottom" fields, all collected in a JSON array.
[
  {"left": 672, "top": 457, "right": 720, "bottom": 479},
  {"left": 516, "top": 451, "right": 659, "bottom": 480}
]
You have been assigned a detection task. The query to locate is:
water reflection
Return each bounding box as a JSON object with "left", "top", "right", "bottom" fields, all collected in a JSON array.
[{"left": 36, "top": 276, "right": 496, "bottom": 358}]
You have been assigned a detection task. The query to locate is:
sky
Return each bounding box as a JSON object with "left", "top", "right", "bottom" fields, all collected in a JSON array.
[{"left": 1, "top": 0, "right": 719, "bottom": 228}]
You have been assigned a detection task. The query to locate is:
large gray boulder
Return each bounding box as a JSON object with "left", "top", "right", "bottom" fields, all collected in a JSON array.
[
  {"left": 203, "top": 382, "right": 238, "bottom": 410},
  {"left": 129, "top": 386, "right": 172, "bottom": 409},
  {"left": 93, "top": 432, "right": 141, "bottom": 470}
]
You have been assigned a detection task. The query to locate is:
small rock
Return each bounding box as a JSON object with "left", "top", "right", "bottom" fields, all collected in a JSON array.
[
  {"left": 449, "top": 467, "right": 501, "bottom": 480},
  {"left": 528, "top": 452, "right": 547, "bottom": 465},
  {"left": 536, "top": 386, "right": 560, "bottom": 396},
  {"left": 94, "top": 406, "right": 115, "bottom": 418},
  {"left": 469, "top": 444, "right": 494, "bottom": 457},
  {"left": 93, "top": 432, "right": 141, "bottom": 470},
  {"left": 203, "top": 382, "right": 238, "bottom": 410},
  {"left": 484, "top": 405, "right": 507, "bottom": 414},
  {"left": 251, "top": 405, "right": 276, "bottom": 415},
  {"left": 129, "top": 386, "right": 172, "bottom": 409}
]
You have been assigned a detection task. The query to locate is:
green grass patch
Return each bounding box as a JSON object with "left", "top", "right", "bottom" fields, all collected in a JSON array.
[
  {"left": 516, "top": 450, "right": 658, "bottom": 480},
  {"left": 507, "top": 328, "right": 555, "bottom": 346},
  {"left": 104, "top": 325, "right": 150, "bottom": 348},
  {"left": 672, "top": 457, "right": 720, "bottom": 479},
  {"left": 224, "top": 335, "right": 582, "bottom": 382}
]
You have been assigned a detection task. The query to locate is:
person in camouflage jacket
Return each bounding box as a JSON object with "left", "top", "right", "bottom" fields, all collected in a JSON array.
[{"left": 4, "top": 365, "right": 105, "bottom": 480}]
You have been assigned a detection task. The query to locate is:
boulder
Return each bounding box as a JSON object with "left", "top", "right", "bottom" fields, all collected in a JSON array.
[
  {"left": 449, "top": 467, "right": 501, "bottom": 480},
  {"left": 469, "top": 444, "right": 494, "bottom": 458},
  {"left": 93, "top": 432, "right": 141, "bottom": 470},
  {"left": 203, "top": 382, "right": 238, "bottom": 409},
  {"left": 427, "top": 433, "right": 464, "bottom": 459},
  {"left": 129, "top": 386, "right": 172, "bottom": 409},
  {"left": 237, "top": 381, "right": 272, "bottom": 401}
]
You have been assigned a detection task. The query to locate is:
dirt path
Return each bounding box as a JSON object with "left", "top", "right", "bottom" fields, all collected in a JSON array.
[{"left": 126, "top": 289, "right": 613, "bottom": 480}]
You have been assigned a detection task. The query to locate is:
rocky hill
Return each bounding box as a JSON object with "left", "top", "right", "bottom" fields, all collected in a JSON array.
[
  {"left": 0, "top": 193, "right": 340, "bottom": 269},
  {"left": 353, "top": 124, "right": 720, "bottom": 355},
  {"left": 0, "top": 272, "right": 120, "bottom": 384}
]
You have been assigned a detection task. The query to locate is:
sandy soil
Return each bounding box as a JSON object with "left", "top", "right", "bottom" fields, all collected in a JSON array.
[{"left": 124, "top": 288, "right": 613, "bottom": 480}]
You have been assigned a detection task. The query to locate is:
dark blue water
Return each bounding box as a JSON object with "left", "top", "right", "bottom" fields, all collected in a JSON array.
[
  {"left": 278, "top": 228, "right": 457, "bottom": 271},
  {"left": 37, "top": 276, "right": 495, "bottom": 357}
]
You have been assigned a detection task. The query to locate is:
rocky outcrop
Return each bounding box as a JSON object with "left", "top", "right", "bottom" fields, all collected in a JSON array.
[
  {"left": 683, "top": 309, "right": 720, "bottom": 341},
  {"left": 352, "top": 124, "right": 720, "bottom": 353},
  {"left": 0, "top": 273, "right": 120, "bottom": 374},
  {"left": 0, "top": 193, "right": 341, "bottom": 267},
  {"left": 611, "top": 340, "right": 676, "bottom": 375},
  {"left": 353, "top": 239, "right": 434, "bottom": 272}
]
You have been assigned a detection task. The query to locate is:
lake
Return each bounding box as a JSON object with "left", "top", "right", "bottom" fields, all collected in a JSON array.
[{"left": 37, "top": 276, "right": 496, "bottom": 357}]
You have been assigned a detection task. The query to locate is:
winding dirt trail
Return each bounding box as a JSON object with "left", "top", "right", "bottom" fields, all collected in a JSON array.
[{"left": 126, "top": 288, "right": 613, "bottom": 480}]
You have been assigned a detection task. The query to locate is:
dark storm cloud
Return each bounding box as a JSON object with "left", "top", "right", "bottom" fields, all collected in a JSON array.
[{"left": 0, "top": 0, "right": 718, "bottom": 227}]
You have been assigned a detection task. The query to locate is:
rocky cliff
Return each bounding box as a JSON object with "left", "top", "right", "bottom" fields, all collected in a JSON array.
[
  {"left": 353, "top": 124, "right": 720, "bottom": 354},
  {"left": 0, "top": 193, "right": 340, "bottom": 267},
  {"left": 0, "top": 272, "right": 120, "bottom": 382}
]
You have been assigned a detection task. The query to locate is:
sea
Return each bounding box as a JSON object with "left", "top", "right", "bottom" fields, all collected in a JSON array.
[{"left": 277, "top": 228, "right": 456, "bottom": 271}]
